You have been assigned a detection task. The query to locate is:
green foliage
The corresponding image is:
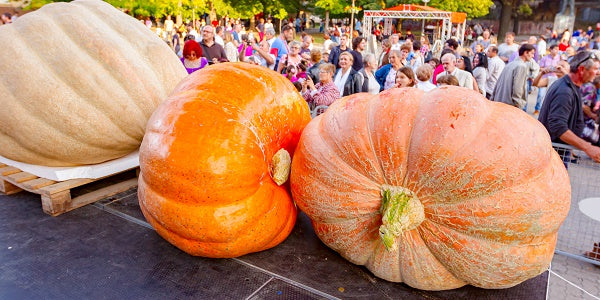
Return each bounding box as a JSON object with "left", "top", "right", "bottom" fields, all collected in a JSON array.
[
  {"left": 26, "top": 0, "right": 69, "bottom": 10},
  {"left": 314, "top": 0, "right": 347, "bottom": 14},
  {"left": 517, "top": 3, "right": 532, "bottom": 16}
]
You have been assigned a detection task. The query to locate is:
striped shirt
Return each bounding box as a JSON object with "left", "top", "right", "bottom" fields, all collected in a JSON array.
[{"left": 302, "top": 82, "right": 340, "bottom": 106}]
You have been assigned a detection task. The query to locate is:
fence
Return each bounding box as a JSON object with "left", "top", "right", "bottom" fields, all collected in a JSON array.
[{"left": 552, "top": 143, "right": 600, "bottom": 266}]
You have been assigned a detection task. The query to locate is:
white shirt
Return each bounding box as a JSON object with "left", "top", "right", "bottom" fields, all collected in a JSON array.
[
  {"left": 472, "top": 67, "right": 487, "bottom": 95},
  {"left": 366, "top": 72, "right": 380, "bottom": 94},
  {"left": 384, "top": 68, "right": 398, "bottom": 90},
  {"left": 323, "top": 39, "right": 334, "bottom": 52},
  {"left": 214, "top": 34, "right": 224, "bottom": 47},
  {"left": 334, "top": 68, "right": 351, "bottom": 97},
  {"left": 437, "top": 68, "right": 473, "bottom": 89},
  {"left": 486, "top": 56, "right": 505, "bottom": 94},
  {"left": 416, "top": 80, "right": 436, "bottom": 92}
]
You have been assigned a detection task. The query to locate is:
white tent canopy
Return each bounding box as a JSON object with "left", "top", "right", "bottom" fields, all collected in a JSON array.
[{"left": 362, "top": 4, "right": 467, "bottom": 55}]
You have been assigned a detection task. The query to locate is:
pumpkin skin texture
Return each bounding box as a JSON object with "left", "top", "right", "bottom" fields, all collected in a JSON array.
[
  {"left": 0, "top": 0, "right": 186, "bottom": 166},
  {"left": 138, "top": 63, "right": 311, "bottom": 258},
  {"left": 290, "top": 86, "right": 570, "bottom": 291}
]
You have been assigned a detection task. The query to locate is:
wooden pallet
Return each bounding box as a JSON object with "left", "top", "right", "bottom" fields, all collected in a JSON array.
[{"left": 0, "top": 163, "right": 138, "bottom": 216}]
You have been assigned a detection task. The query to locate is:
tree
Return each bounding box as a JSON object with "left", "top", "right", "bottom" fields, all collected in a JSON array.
[
  {"left": 314, "top": 0, "right": 347, "bottom": 31},
  {"left": 497, "top": 0, "right": 534, "bottom": 39}
]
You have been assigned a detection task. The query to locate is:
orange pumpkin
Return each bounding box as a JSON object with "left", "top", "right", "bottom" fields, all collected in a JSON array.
[
  {"left": 290, "top": 87, "right": 570, "bottom": 290},
  {"left": 138, "top": 63, "right": 311, "bottom": 258}
]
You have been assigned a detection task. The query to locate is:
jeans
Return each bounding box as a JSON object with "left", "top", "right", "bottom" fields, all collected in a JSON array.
[{"left": 535, "top": 87, "right": 547, "bottom": 111}]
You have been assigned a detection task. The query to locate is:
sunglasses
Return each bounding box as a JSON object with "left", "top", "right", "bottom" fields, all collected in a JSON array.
[{"left": 576, "top": 52, "right": 598, "bottom": 68}]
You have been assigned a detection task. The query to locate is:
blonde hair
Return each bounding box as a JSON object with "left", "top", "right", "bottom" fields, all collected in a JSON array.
[
  {"left": 319, "top": 63, "right": 336, "bottom": 75},
  {"left": 415, "top": 64, "right": 433, "bottom": 82},
  {"left": 224, "top": 31, "right": 234, "bottom": 43},
  {"left": 339, "top": 51, "right": 354, "bottom": 62}
]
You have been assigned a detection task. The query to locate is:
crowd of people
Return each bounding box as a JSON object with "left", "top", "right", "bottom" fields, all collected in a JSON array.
[{"left": 155, "top": 16, "right": 599, "bottom": 167}]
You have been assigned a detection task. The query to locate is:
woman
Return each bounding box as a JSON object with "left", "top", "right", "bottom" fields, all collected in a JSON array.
[
  {"left": 472, "top": 52, "right": 488, "bottom": 96},
  {"left": 395, "top": 67, "right": 417, "bottom": 88},
  {"left": 456, "top": 55, "right": 480, "bottom": 93},
  {"left": 301, "top": 63, "right": 340, "bottom": 108},
  {"left": 375, "top": 50, "right": 404, "bottom": 91},
  {"left": 378, "top": 39, "right": 391, "bottom": 67},
  {"left": 360, "top": 53, "right": 380, "bottom": 94},
  {"left": 223, "top": 31, "right": 238, "bottom": 62},
  {"left": 181, "top": 40, "right": 208, "bottom": 74},
  {"left": 334, "top": 52, "right": 363, "bottom": 97},
  {"left": 278, "top": 41, "right": 303, "bottom": 73},
  {"left": 420, "top": 35, "right": 431, "bottom": 61}
]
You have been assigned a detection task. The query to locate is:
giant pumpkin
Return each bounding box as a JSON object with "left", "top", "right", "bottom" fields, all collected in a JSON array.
[
  {"left": 138, "top": 63, "right": 311, "bottom": 258},
  {"left": 0, "top": 0, "right": 186, "bottom": 166},
  {"left": 290, "top": 87, "right": 570, "bottom": 290}
]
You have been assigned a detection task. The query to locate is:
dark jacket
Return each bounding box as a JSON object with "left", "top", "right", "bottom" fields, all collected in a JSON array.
[
  {"left": 307, "top": 61, "right": 323, "bottom": 83},
  {"left": 328, "top": 46, "right": 347, "bottom": 69},
  {"left": 349, "top": 50, "right": 364, "bottom": 71},
  {"left": 358, "top": 68, "right": 379, "bottom": 93},
  {"left": 538, "top": 75, "right": 584, "bottom": 143},
  {"left": 335, "top": 68, "right": 364, "bottom": 97}
]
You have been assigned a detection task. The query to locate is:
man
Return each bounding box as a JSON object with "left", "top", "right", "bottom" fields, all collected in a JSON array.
[
  {"left": 389, "top": 34, "right": 401, "bottom": 51},
  {"left": 538, "top": 51, "right": 600, "bottom": 163},
  {"left": 214, "top": 26, "right": 224, "bottom": 47},
  {"left": 329, "top": 34, "right": 349, "bottom": 69},
  {"left": 533, "top": 45, "right": 561, "bottom": 113},
  {"left": 232, "top": 23, "right": 242, "bottom": 46},
  {"left": 349, "top": 37, "right": 366, "bottom": 71},
  {"left": 444, "top": 38, "right": 459, "bottom": 53},
  {"left": 436, "top": 53, "right": 474, "bottom": 89},
  {"left": 164, "top": 15, "right": 174, "bottom": 41},
  {"left": 498, "top": 32, "right": 519, "bottom": 63},
  {"left": 270, "top": 25, "right": 294, "bottom": 70},
  {"left": 199, "top": 25, "right": 228, "bottom": 64},
  {"left": 491, "top": 44, "right": 535, "bottom": 108},
  {"left": 432, "top": 38, "right": 458, "bottom": 80},
  {"left": 354, "top": 19, "right": 362, "bottom": 35},
  {"left": 485, "top": 46, "right": 505, "bottom": 99}
]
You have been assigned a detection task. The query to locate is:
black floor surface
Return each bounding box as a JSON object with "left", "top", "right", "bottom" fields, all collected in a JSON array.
[{"left": 0, "top": 188, "right": 548, "bottom": 299}]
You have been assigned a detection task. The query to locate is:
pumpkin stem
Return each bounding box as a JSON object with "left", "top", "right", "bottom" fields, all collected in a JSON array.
[
  {"left": 379, "top": 185, "right": 425, "bottom": 251},
  {"left": 271, "top": 148, "right": 291, "bottom": 186}
]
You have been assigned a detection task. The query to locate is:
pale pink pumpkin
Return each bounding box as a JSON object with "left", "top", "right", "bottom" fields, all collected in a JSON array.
[{"left": 290, "top": 86, "right": 570, "bottom": 290}]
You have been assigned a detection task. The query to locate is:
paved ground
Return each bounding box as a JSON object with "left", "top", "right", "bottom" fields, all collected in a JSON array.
[{"left": 523, "top": 88, "right": 600, "bottom": 300}]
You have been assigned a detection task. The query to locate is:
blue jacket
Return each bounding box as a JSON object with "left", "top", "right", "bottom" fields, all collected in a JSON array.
[{"left": 375, "top": 64, "right": 393, "bottom": 91}]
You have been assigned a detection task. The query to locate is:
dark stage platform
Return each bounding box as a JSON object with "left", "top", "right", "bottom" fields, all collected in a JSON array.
[{"left": 0, "top": 187, "right": 548, "bottom": 299}]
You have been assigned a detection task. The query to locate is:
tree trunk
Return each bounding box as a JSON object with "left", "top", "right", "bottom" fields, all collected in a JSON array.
[
  {"left": 325, "top": 10, "right": 330, "bottom": 32},
  {"left": 498, "top": 1, "right": 513, "bottom": 39}
]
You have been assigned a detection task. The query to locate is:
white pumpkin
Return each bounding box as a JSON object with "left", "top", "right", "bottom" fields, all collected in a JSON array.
[{"left": 0, "top": 0, "right": 187, "bottom": 166}]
